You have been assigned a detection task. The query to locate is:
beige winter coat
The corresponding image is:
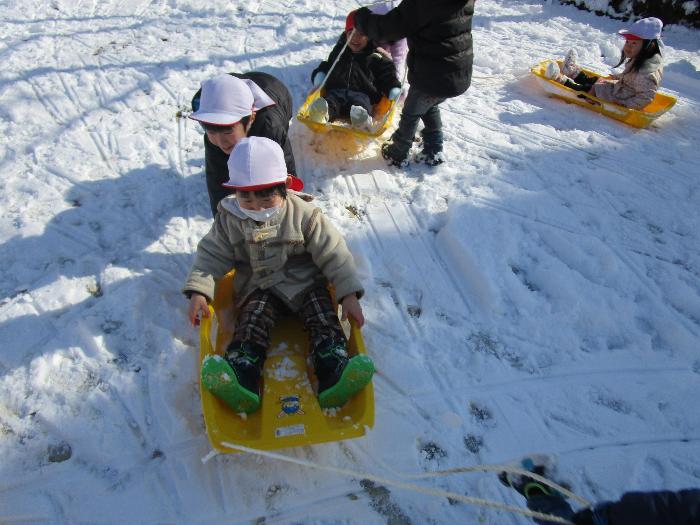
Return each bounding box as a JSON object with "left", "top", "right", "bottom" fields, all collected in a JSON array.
[
  {"left": 183, "top": 193, "right": 364, "bottom": 311},
  {"left": 593, "top": 54, "right": 663, "bottom": 110}
]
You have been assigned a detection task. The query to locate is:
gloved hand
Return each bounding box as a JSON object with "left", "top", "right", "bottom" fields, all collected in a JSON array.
[
  {"left": 312, "top": 71, "right": 326, "bottom": 88},
  {"left": 388, "top": 87, "right": 401, "bottom": 100}
]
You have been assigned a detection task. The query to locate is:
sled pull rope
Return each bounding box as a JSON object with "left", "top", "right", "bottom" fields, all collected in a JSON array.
[
  {"left": 316, "top": 29, "right": 354, "bottom": 94},
  {"left": 222, "top": 442, "right": 586, "bottom": 524}
]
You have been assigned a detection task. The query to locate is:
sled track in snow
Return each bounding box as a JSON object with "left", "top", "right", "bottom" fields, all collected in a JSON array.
[
  {"left": 445, "top": 101, "right": 692, "bottom": 185},
  {"left": 441, "top": 107, "right": 700, "bottom": 338}
]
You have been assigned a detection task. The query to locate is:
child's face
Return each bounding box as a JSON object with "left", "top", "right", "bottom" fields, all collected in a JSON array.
[
  {"left": 236, "top": 190, "right": 284, "bottom": 211},
  {"left": 346, "top": 29, "right": 369, "bottom": 53},
  {"left": 206, "top": 122, "right": 247, "bottom": 155},
  {"left": 623, "top": 38, "right": 644, "bottom": 59}
]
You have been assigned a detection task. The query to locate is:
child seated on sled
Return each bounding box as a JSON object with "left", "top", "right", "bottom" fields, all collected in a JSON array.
[
  {"left": 183, "top": 136, "right": 374, "bottom": 414},
  {"left": 545, "top": 17, "right": 664, "bottom": 110},
  {"left": 307, "top": 12, "right": 401, "bottom": 131}
]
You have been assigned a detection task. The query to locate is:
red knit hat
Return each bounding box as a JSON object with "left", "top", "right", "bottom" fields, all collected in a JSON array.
[{"left": 345, "top": 11, "right": 356, "bottom": 32}]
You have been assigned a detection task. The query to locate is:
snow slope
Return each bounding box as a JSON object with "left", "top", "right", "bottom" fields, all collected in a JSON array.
[{"left": 1, "top": 0, "right": 699, "bottom": 523}]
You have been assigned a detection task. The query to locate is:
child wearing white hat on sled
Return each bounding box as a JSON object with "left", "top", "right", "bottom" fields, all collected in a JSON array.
[
  {"left": 183, "top": 136, "right": 374, "bottom": 414},
  {"left": 545, "top": 17, "right": 664, "bottom": 110}
]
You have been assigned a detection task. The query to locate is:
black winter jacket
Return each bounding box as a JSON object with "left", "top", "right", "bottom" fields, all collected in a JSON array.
[
  {"left": 191, "top": 72, "right": 297, "bottom": 217},
  {"left": 311, "top": 33, "right": 400, "bottom": 105},
  {"left": 354, "top": 0, "right": 474, "bottom": 98},
  {"left": 574, "top": 489, "right": 700, "bottom": 525}
]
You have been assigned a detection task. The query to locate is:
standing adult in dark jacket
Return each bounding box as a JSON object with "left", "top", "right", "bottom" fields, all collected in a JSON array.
[
  {"left": 352, "top": 0, "right": 475, "bottom": 166},
  {"left": 189, "top": 73, "right": 299, "bottom": 217}
]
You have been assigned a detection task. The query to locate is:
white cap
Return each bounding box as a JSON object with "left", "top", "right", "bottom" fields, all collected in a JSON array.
[
  {"left": 224, "top": 136, "right": 303, "bottom": 191},
  {"left": 618, "top": 17, "right": 663, "bottom": 40},
  {"left": 190, "top": 75, "right": 255, "bottom": 125}
]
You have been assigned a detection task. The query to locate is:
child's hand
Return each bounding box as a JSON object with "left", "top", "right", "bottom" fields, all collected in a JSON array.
[
  {"left": 340, "top": 293, "right": 364, "bottom": 328},
  {"left": 188, "top": 293, "right": 210, "bottom": 327},
  {"left": 388, "top": 87, "right": 402, "bottom": 100}
]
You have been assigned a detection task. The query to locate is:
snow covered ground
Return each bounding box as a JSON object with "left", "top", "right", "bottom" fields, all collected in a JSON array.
[{"left": 1, "top": 0, "right": 699, "bottom": 523}]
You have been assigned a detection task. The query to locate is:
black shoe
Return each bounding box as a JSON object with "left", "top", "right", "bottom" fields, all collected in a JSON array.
[
  {"left": 224, "top": 341, "right": 266, "bottom": 396},
  {"left": 381, "top": 143, "right": 409, "bottom": 168},
  {"left": 312, "top": 339, "right": 350, "bottom": 394},
  {"left": 312, "top": 339, "right": 375, "bottom": 409}
]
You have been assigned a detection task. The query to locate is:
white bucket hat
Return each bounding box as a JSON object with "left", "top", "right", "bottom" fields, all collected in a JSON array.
[
  {"left": 224, "top": 136, "right": 303, "bottom": 191},
  {"left": 618, "top": 17, "right": 663, "bottom": 40}
]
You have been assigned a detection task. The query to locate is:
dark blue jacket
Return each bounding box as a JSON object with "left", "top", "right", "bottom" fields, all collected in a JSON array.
[{"left": 574, "top": 490, "right": 700, "bottom": 525}]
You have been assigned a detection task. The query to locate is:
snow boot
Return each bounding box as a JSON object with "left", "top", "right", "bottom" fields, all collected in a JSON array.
[
  {"left": 308, "top": 97, "right": 329, "bottom": 124},
  {"left": 312, "top": 339, "right": 375, "bottom": 409},
  {"left": 201, "top": 341, "right": 266, "bottom": 414},
  {"left": 561, "top": 49, "right": 581, "bottom": 78},
  {"left": 498, "top": 455, "right": 559, "bottom": 499},
  {"left": 350, "top": 105, "right": 373, "bottom": 131},
  {"left": 415, "top": 149, "right": 446, "bottom": 166},
  {"left": 381, "top": 142, "right": 409, "bottom": 168},
  {"left": 544, "top": 60, "right": 562, "bottom": 81}
]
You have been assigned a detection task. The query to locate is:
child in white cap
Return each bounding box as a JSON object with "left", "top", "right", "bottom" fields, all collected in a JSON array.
[
  {"left": 183, "top": 136, "right": 374, "bottom": 414},
  {"left": 189, "top": 73, "right": 298, "bottom": 217},
  {"left": 545, "top": 17, "right": 664, "bottom": 110}
]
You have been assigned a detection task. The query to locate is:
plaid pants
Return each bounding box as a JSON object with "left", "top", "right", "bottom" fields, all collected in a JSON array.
[{"left": 231, "top": 286, "right": 345, "bottom": 351}]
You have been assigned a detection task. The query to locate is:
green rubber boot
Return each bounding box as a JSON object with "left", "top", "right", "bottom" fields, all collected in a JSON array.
[
  {"left": 201, "top": 343, "right": 264, "bottom": 414},
  {"left": 313, "top": 340, "right": 375, "bottom": 409}
]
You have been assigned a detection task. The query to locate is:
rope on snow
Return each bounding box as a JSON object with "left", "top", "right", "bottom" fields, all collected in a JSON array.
[{"left": 219, "top": 442, "right": 590, "bottom": 524}]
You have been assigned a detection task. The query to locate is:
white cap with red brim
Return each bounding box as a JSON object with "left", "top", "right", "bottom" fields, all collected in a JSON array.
[
  {"left": 618, "top": 17, "right": 663, "bottom": 40},
  {"left": 224, "top": 136, "right": 304, "bottom": 192}
]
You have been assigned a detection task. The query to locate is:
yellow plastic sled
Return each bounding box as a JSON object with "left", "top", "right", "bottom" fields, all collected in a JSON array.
[
  {"left": 531, "top": 59, "right": 677, "bottom": 128},
  {"left": 199, "top": 272, "right": 375, "bottom": 454},
  {"left": 296, "top": 88, "right": 398, "bottom": 139}
]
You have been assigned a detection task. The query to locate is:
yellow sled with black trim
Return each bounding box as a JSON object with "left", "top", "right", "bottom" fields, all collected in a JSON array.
[
  {"left": 530, "top": 59, "right": 677, "bottom": 129},
  {"left": 296, "top": 88, "right": 398, "bottom": 139},
  {"left": 199, "top": 271, "right": 375, "bottom": 454}
]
